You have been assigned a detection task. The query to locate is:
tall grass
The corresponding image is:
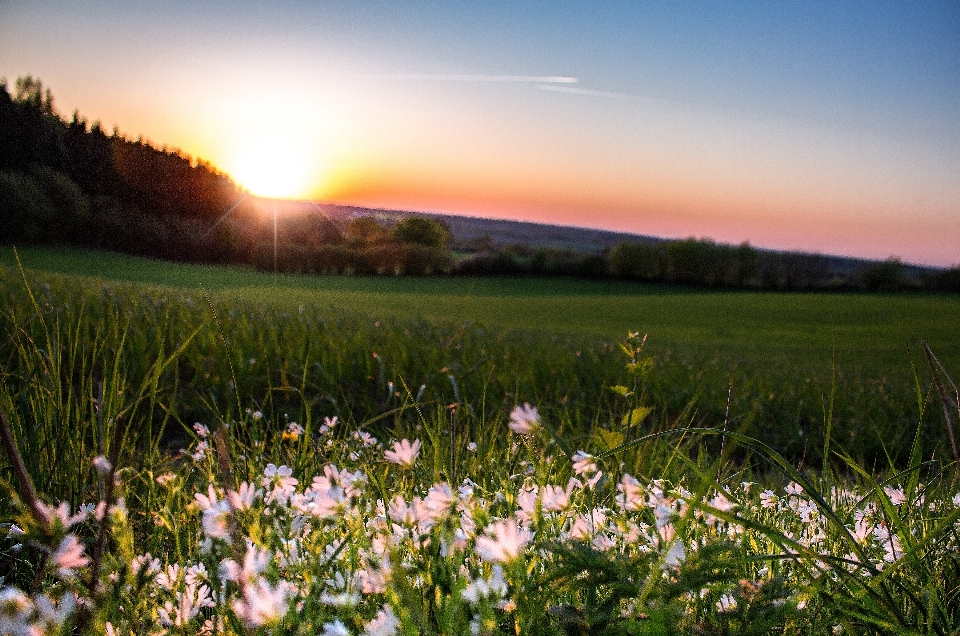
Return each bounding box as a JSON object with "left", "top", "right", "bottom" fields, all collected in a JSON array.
[
  {"left": 3, "top": 246, "right": 959, "bottom": 467},
  {"left": 1, "top": 249, "right": 959, "bottom": 634}
]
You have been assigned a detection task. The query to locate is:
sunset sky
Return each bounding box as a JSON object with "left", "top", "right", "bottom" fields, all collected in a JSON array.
[{"left": 2, "top": 1, "right": 958, "bottom": 266}]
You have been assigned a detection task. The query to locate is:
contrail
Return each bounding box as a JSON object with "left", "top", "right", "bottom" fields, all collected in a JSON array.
[{"left": 536, "top": 83, "right": 663, "bottom": 103}]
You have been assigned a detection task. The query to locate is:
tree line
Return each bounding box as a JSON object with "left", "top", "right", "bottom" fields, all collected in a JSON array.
[{"left": 2, "top": 76, "right": 957, "bottom": 290}]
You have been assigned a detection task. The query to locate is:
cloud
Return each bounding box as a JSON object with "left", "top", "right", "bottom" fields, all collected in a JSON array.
[{"left": 358, "top": 74, "right": 578, "bottom": 84}]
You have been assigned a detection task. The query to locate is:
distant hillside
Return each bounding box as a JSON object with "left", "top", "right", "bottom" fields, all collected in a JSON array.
[
  {"left": 311, "top": 203, "right": 659, "bottom": 252},
  {"left": 310, "top": 203, "right": 942, "bottom": 281}
]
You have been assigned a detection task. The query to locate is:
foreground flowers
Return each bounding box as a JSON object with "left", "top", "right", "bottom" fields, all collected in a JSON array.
[{"left": 2, "top": 407, "right": 958, "bottom": 636}]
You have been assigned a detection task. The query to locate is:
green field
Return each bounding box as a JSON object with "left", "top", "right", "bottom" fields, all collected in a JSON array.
[
  {"left": 3, "top": 245, "right": 960, "bottom": 634},
  {"left": 3, "top": 245, "right": 958, "bottom": 465}
]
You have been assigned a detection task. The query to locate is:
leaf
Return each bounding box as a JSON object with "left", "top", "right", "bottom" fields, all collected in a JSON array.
[
  {"left": 622, "top": 407, "right": 653, "bottom": 428},
  {"left": 594, "top": 428, "right": 625, "bottom": 452},
  {"left": 626, "top": 356, "right": 654, "bottom": 376}
]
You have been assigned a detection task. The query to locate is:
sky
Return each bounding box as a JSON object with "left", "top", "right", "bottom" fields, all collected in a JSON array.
[{"left": 2, "top": 1, "right": 959, "bottom": 267}]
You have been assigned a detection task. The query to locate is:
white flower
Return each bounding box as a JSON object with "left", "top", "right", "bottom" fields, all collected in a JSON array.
[
  {"left": 283, "top": 421, "right": 304, "bottom": 440},
  {"left": 201, "top": 500, "right": 232, "bottom": 540},
  {"left": 227, "top": 482, "right": 260, "bottom": 511},
  {"left": 716, "top": 593, "right": 737, "bottom": 612},
  {"left": 462, "top": 565, "right": 509, "bottom": 604},
  {"left": 185, "top": 562, "right": 209, "bottom": 586},
  {"left": 262, "top": 464, "right": 298, "bottom": 504},
  {"left": 0, "top": 587, "right": 34, "bottom": 635},
  {"left": 759, "top": 490, "right": 779, "bottom": 508},
  {"left": 475, "top": 519, "right": 533, "bottom": 563},
  {"left": 571, "top": 451, "right": 597, "bottom": 476},
  {"left": 785, "top": 482, "right": 804, "bottom": 496},
  {"left": 158, "top": 583, "right": 215, "bottom": 627},
  {"left": 92, "top": 455, "right": 112, "bottom": 476},
  {"left": 322, "top": 619, "right": 351, "bottom": 636},
  {"left": 363, "top": 605, "right": 399, "bottom": 636},
  {"left": 191, "top": 440, "right": 210, "bottom": 461},
  {"left": 37, "top": 501, "right": 88, "bottom": 529},
  {"left": 616, "top": 474, "right": 644, "bottom": 511},
  {"left": 384, "top": 439, "right": 421, "bottom": 467},
  {"left": 131, "top": 553, "right": 161, "bottom": 578},
  {"left": 541, "top": 482, "right": 574, "bottom": 512},
  {"left": 883, "top": 486, "right": 907, "bottom": 506},
  {"left": 508, "top": 403, "right": 539, "bottom": 434},
  {"left": 232, "top": 577, "right": 292, "bottom": 628},
  {"left": 52, "top": 533, "right": 90, "bottom": 578},
  {"left": 662, "top": 537, "right": 686, "bottom": 569}
]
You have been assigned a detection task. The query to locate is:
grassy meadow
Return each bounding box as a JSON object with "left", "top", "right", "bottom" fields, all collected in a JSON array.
[
  {"left": 2, "top": 245, "right": 960, "bottom": 634},
  {"left": 3, "top": 245, "right": 958, "bottom": 463}
]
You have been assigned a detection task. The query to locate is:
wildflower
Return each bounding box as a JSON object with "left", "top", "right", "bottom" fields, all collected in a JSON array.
[
  {"left": 193, "top": 422, "right": 209, "bottom": 438},
  {"left": 422, "top": 482, "right": 456, "bottom": 517},
  {"left": 363, "top": 605, "right": 399, "bottom": 636},
  {"left": 354, "top": 430, "right": 378, "bottom": 446},
  {"left": 50, "top": 533, "right": 90, "bottom": 578},
  {"left": 282, "top": 421, "right": 304, "bottom": 442},
  {"left": 156, "top": 564, "right": 182, "bottom": 590},
  {"left": 232, "top": 577, "right": 292, "bottom": 628},
  {"left": 251, "top": 410, "right": 263, "bottom": 420},
  {"left": 874, "top": 525, "right": 904, "bottom": 563},
  {"left": 227, "top": 482, "right": 260, "bottom": 511},
  {"left": 158, "top": 583, "right": 215, "bottom": 627},
  {"left": 508, "top": 403, "right": 540, "bottom": 434},
  {"left": 467, "top": 442, "right": 478, "bottom": 452},
  {"left": 322, "top": 619, "right": 351, "bottom": 636},
  {"left": 0, "top": 587, "right": 34, "bottom": 635},
  {"left": 37, "top": 501, "right": 88, "bottom": 529},
  {"left": 662, "top": 538, "right": 686, "bottom": 569},
  {"left": 319, "top": 416, "right": 338, "bottom": 436},
  {"left": 93, "top": 455, "right": 112, "bottom": 476},
  {"left": 716, "top": 593, "right": 737, "bottom": 612},
  {"left": 262, "top": 464, "right": 298, "bottom": 505},
  {"left": 883, "top": 486, "right": 907, "bottom": 505},
  {"left": 541, "top": 482, "right": 575, "bottom": 512},
  {"left": 384, "top": 439, "right": 421, "bottom": 467},
  {"left": 616, "top": 474, "right": 644, "bottom": 511},
  {"left": 785, "top": 482, "right": 804, "bottom": 496},
  {"left": 185, "top": 562, "right": 209, "bottom": 586},
  {"left": 191, "top": 440, "right": 210, "bottom": 461},
  {"left": 569, "top": 509, "right": 608, "bottom": 540},
  {"left": 462, "top": 565, "right": 509, "bottom": 603},
  {"left": 475, "top": 519, "right": 533, "bottom": 563},
  {"left": 155, "top": 472, "right": 176, "bottom": 487},
  {"left": 571, "top": 451, "right": 597, "bottom": 476},
  {"left": 196, "top": 486, "right": 232, "bottom": 541},
  {"left": 759, "top": 490, "right": 778, "bottom": 508},
  {"left": 132, "top": 553, "right": 161, "bottom": 578}
]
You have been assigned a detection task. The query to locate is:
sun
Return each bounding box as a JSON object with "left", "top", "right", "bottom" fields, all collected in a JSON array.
[{"left": 223, "top": 134, "right": 316, "bottom": 200}]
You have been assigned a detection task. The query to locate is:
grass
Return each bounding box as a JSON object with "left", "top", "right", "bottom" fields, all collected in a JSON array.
[
  {"left": 2, "top": 245, "right": 958, "bottom": 465},
  {"left": 1, "top": 245, "right": 959, "bottom": 634}
]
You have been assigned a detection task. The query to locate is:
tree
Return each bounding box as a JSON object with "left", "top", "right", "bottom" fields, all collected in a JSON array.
[
  {"left": 393, "top": 216, "right": 450, "bottom": 248},
  {"left": 347, "top": 216, "right": 385, "bottom": 246},
  {"left": 858, "top": 258, "right": 906, "bottom": 291}
]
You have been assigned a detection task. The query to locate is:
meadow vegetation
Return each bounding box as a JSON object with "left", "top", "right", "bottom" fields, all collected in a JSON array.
[{"left": 1, "top": 247, "right": 959, "bottom": 634}]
